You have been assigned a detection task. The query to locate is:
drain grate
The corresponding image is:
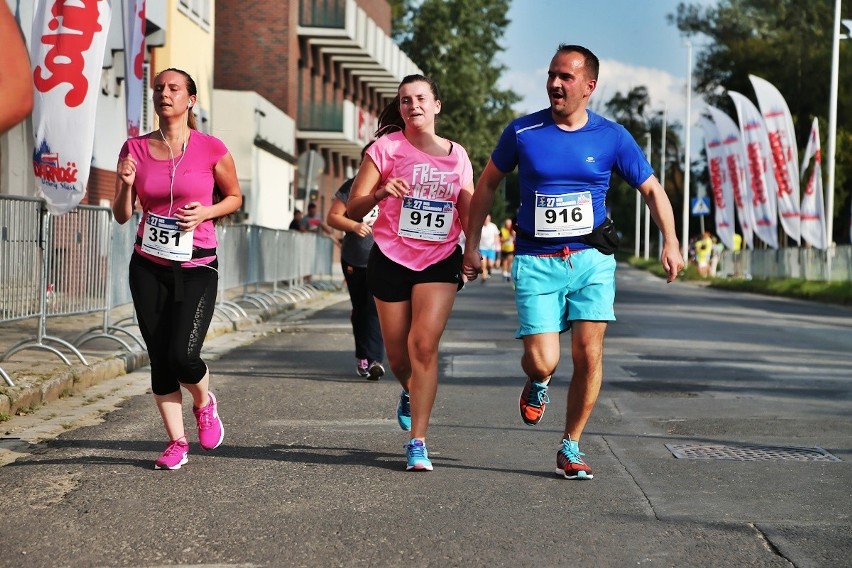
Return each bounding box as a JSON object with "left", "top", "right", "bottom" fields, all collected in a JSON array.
[{"left": 665, "top": 443, "right": 841, "bottom": 462}]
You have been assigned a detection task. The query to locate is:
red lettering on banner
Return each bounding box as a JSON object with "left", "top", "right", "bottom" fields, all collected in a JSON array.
[
  {"left": 33, "top": 0, "right": 104, "bottom": 108},
  {"left": 709, "top": 157, "right": 725, "bottom": 208},
  {"left": 134, "top": 5, "right": 145, "bottom": 79},
  {"left": 767, "top": 131, "right": 793, "bottom": 196},
  {"left": 803, "top": 172, "right": 815, "bottom": 197},
  {"left": 727, "top": 154, "right": 744, "bottom": 208},
  {"left": 746, "top": 142, "right": 767, "bottom": 205},
  {"left": 33, "top": 160, "right": 79, "bottom": 184}
]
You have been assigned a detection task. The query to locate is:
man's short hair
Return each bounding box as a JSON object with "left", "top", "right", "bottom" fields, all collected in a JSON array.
[{"left": 555, "top": 44, "right": 599, "bottom": 81}]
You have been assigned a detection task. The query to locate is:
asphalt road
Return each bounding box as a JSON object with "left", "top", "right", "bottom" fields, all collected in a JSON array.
[{"left": 0, "top": 264, "right": 849, "bottom": 567}]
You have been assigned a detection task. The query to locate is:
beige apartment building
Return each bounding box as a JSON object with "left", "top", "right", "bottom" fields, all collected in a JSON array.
[{"left": 1, "top": 0, "right": 419, "bottom": 231}]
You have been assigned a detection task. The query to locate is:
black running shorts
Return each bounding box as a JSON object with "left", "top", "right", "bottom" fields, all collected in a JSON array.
[{"left": 367, "top": 244, "right": 463, "bottom": 302}]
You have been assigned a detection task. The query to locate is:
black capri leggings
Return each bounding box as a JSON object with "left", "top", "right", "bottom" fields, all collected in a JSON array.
[{"left": 129, "top": 252, "right": 218, "bottom": 396}]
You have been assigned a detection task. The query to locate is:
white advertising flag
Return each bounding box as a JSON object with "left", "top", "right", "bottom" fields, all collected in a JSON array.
[
  {"left": 799, "top": 117, "right": 827, "bottom": 250},
  {"left": 699, "top": 115, "right": 736, "bottom": 250},
  {"left": 729, "top": 90, "right": 778, "bottom": 249},
  {"left": 749, "top": 75, "right": 801, "bottom": 244},
  {"left": 706, "top": 105, "right": 754, "bottom": 249},
  {"left": 31, "top": 0, "right": 112, "bottom": 216},
  {"left": 122, "top": 0, "right": 145, "bottom": 137}
]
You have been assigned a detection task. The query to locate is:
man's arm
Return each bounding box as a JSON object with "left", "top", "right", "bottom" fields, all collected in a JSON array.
[
  {"left": 636, "top": 175, "right": 684, "bottom": 283},
  {"left": 463, "top": 159, "right": 506, "bottom": 280}
]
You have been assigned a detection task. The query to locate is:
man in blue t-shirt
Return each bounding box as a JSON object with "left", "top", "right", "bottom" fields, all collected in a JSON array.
[{"left": 463, "top": 44, "right": 683, "bottom": 480}]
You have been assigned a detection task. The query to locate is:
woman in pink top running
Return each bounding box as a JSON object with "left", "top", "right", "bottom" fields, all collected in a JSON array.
[
  {"left": 113, "top": 68, "right": 242, "bottom": 470},
  {"left": 348, "top": 74, "right": 474, "bottom": 471}
]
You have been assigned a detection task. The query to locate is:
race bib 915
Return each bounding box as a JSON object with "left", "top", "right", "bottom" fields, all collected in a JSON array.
[{"left": 397, "top": 197, "right": 453, "bottom": 242}]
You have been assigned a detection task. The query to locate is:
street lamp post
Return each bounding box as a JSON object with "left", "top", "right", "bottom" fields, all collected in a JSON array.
[
  {"left": 635, "top": 139, "right": 643, "bottom": 258},
  {"left": 643, "top": 132, "right": 652, "bottom": 259},
  {"left": 825, "top": 0, "right": 850, "bottom": 249},
  {"left": 681, "top": 41, "right": 693, "bottom": 262},
  {"left": 658, "top": 106, "right": 667, "bottom": 258}
]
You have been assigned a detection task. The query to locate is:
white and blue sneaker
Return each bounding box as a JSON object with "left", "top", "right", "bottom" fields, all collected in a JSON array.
[
  {"left": 396, "top": 390, "right": 411, "bottom": 431},
  {"left": 406, "top": 439, "right": 433, "bottom": 471}
]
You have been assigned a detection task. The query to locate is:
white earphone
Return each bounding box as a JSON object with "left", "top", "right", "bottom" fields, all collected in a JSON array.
[{"left": 188, "top": 102, "right": 193, "bottom": 108}]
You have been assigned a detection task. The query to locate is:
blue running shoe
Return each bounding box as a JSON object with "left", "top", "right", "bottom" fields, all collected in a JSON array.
[
  {"left": 555, "top": 437, "right": 594, "bottom": 480},
  {"left": 406, "top": 439, "right": 433, "bottom": 471},
  {"left": 397, "top": 390, "right": 411, "bottom": 431}
]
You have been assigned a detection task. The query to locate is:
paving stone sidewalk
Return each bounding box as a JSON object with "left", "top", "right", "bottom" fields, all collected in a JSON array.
[{"left": 0, "top": 280, "right": 341, "bottom": 423}]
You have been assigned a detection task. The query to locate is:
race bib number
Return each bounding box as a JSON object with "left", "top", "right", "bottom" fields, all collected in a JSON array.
[
  {"left": 534, "top": 191, "right": 594, "bottom": 238},
  {"left": 398, "top": 197, "right": 453, "bottom": 241},
  {"left": 141, "top": 213, "right": 194, "bottom": 261},
  {"left": 363, "top": 204, "right": 379, "bottom": 227}
]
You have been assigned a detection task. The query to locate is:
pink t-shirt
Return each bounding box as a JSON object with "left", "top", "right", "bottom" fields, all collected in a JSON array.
[
  {"left": 119, "top": 130, "right": 228, "bottom": 267},
  {"left": 367, "top": 130, "right": 473, "bottom": 271}
]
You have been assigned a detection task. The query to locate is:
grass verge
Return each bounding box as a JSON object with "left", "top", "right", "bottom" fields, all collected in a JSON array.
[{"left": 624, "top": 255, "right": 852, "bottom": 306}]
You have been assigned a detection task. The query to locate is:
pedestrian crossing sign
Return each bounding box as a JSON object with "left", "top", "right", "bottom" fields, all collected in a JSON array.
[{"left": 691, "top": 196, "right": 711, "bottom": 217}]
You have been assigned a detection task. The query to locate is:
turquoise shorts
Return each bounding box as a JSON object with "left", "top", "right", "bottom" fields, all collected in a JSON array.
[
  {"left": 512, "top": 249, "right": 616, "bottom": 338},
  {"left": 479, "top": 249, "right": 497, "bottom": 261}
]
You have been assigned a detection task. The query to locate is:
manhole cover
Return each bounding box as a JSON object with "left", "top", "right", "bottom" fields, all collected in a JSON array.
[{"left": 665, "top": 443, "right": 841, "bottom": 462}]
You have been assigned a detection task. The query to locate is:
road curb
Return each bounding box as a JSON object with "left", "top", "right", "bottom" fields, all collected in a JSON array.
[{"left": 0, "top": 285, "right": 341, "bottom": 421}]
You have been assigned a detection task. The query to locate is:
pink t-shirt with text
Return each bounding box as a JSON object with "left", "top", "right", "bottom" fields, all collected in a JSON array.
[
  {"left": 119, "top": 130, "right": 228, "bottom": 267},
  {"left": 367, "top": 130, "right": 473, "bottom": 271}
]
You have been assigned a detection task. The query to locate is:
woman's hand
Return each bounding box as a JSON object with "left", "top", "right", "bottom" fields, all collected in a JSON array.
[
  {"left": 353, "top": 221, "right": 373, "bottom": 238},
  {"left": 462, "top": 248, "right": 482, "bottom": 281},
  {"left": 377, "top": 177, "right": 410, "bottom": 200},
  {"left": 117, "top": 155, "right": 137, "bottom": 187},
  {"left": 176, "top": 201, "right": 208, "bottom": 231}
]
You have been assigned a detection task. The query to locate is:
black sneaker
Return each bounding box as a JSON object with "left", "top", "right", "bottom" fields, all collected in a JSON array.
[{"left": 368, "top": 361, "right": 385, "bottom": 381}]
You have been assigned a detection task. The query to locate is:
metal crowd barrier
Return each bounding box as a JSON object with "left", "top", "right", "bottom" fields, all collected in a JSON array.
[
  {"left": 1, "top": 194, "right": 334, "bottom": 386},
  {"left": 717, "top": 245, "right": 852, "bottom": 281},
  {"left": 0, "top": 196, "right": 44, "bottom": 386},
  {"left": 0, "top": 199, "right": 106, "bottom": 380},
  {"left": 214, "top": 224, "right": 334, "bottom": 321}
]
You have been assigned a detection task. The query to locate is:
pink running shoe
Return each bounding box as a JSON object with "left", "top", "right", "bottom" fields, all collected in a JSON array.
[
  {"left": 193, "top": 391, "right": 225, "bottom": 450},
  {"left": 154, "top": 439, "right": 189, "bottom": 470}
]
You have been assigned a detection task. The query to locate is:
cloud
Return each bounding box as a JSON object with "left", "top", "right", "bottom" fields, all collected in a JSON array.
[
  {"left": 596, "top": 59, "right": 687, "bottom": 124},
  {"left": 500, "top": 66, "right": 549, "bottom": 115}
]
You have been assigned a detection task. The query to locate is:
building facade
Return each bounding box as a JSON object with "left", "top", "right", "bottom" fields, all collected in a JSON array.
[
  {"left": 214, "top": 0, "right": 420, "bottom": 226},
  {"left": 1, "top": 0, "right": 418, "bottom": 233}
]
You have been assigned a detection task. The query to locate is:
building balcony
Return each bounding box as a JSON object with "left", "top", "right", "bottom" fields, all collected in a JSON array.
[
  {"left": 297, "top": 0, "right": 420, "bottom": 159},
  {"left": 298, "top": 99, "right": 377, "bottom": 161},
  {"left": 298, "top": 0, "right": 419, "bottom": 97}
]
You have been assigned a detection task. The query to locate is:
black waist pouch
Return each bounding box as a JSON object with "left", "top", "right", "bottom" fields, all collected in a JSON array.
[{"left": 580, "top": 218, "right": 620, "bottom": 255}]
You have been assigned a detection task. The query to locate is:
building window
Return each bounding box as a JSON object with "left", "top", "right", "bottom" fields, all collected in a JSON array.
[{"left": 178, "top": 0, "right": 210, "bottom": 30}]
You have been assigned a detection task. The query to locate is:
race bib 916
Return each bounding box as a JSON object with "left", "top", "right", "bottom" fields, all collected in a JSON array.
[{"left": 534, "top": 191, "right": 594, "bottom": 238}]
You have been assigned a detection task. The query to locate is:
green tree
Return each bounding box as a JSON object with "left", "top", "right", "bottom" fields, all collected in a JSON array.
[
  {"left": 602, "top": 86, "right": 684, "bottom": 252},
  {"left": 386, "top": 0, "right": 521, "bottom": 179},
  {"left": 670, "top": 0, "right": 852, "bottom": 244}
]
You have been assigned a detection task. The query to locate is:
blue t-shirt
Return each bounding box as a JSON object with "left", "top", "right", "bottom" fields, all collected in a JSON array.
[{"left": 491, "top": 109, "right": 653, "bottom": 255}]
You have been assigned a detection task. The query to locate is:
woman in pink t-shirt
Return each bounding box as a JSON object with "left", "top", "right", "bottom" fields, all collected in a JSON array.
[
  {"left": 113, "top": 68, "right": 242, "bottom": 470},
  {"left": 348, "top": 74, "right": 474, "bottom": 472}
]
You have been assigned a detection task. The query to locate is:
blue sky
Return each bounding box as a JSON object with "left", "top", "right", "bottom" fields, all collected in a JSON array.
[{"left": 498, "top": 0, "right": 715, "bottom": 151}]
